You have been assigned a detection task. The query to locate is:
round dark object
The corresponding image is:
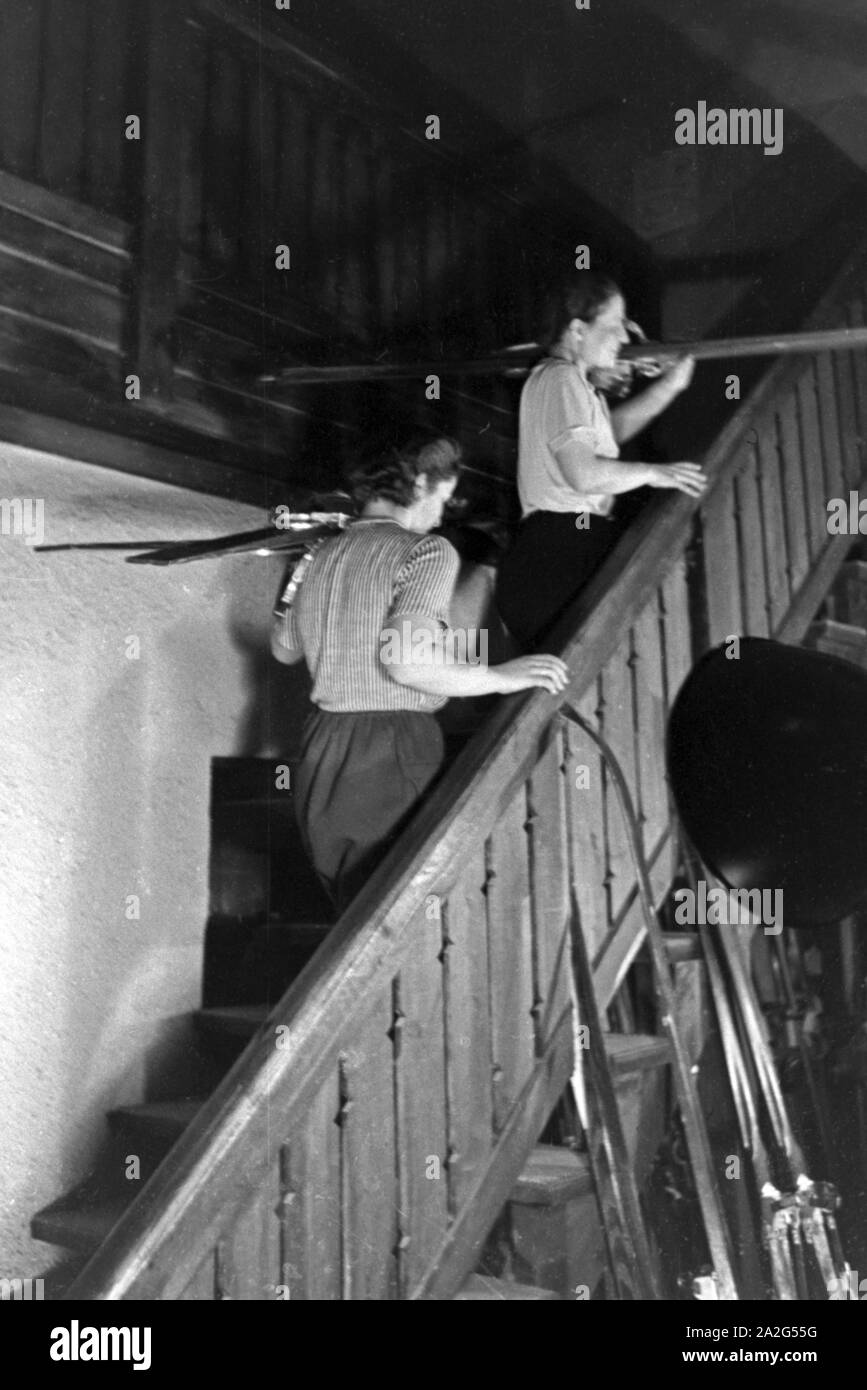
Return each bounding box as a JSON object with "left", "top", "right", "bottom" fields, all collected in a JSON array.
[{"left": 666, "top": 636, "right": 867, "bottom": 924}]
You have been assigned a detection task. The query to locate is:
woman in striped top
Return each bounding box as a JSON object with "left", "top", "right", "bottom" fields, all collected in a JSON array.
[{"left": 272, "top": 435, "right": 568, "bottom": 914}]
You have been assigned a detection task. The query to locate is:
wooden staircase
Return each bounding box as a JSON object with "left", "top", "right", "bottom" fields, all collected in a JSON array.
[
  {"left": 34, "top": 956, "right": 671, "bottom": 1301},
  {"left": 28, "top": 228, "right": 867, "bottom": 1300}
]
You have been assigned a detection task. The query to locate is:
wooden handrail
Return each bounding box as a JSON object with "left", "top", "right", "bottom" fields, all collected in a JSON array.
[{"left": 66, "top": 231, "right": 867, "bottom": 1301}]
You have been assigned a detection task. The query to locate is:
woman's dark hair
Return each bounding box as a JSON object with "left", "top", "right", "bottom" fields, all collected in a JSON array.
[
  {"left": 538, "top": 272, "right": 622, "bottom": 352},
  {"left": 346, "top": 433, "right": 462, "bottom": 507}
]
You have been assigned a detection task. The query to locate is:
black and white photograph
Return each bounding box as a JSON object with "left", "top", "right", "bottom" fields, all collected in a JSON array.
[{"left": 2, "top": 0, "right": 867, "bottom": 1349}]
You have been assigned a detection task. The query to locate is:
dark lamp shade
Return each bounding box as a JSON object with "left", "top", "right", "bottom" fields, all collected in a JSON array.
[{"left": 666, "top": 637, "right": 867, "bottom": 925}]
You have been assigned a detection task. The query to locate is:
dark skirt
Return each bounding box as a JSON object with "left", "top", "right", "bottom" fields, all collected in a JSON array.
[
  {"left": 495, "top": 509, "right": 625, "bottom": 651},
  {"left": 293, "top": 708, "right": 445, "bottom": 915}
]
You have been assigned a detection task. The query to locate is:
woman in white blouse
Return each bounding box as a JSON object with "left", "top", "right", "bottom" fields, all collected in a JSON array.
[{"left": 495, "top": 274, "right": 706, "bottom": 649}]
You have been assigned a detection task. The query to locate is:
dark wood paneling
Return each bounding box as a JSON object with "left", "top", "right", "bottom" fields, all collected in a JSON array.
[
  {"left": 202, "top": 39, "right": 245, "bottom": 273},
  {"left": 239, "top": 65, "right": 265, "bottom": 283},
  {"left": 256, "top": 75, "right": 281, "bottom": 285},
  {"left": 0, "top": 201, "right": 126, "bottom": 287},
  {"left": 308, "top": 114, "right": 339, "bottom": 315},
  {"left": 0, "top": 168, "right": 127, "bottom": 249},
  {"left": 178, "top": 28, "right": 209, "bottom": 260},
  {"left": 0, "top": 247, "right": 123, "bottom": 347},
  {"left": 132, "top": 0, "right": 192, "bottom": 396},
  {"left": 0, "top": 0, "right": 44, "bottom": 179},
  {"left": 276, "top": 84, "right": 310, "bottom": 292},
  {"left": 0, "top": 360, "right": 284, "bottom": 503},
  {"left": 84, "top": 0, "right": 136, "bottom": 215},
  {"left": 371, "top": 132, "right": 395, "bottom": 332},
  {"left": 40, "top": 0, "right": 88, "bottom": 197}
]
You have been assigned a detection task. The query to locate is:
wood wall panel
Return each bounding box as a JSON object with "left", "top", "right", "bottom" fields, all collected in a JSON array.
[
  {"left": 41, "top": 0, "right": 88, "bottom": 198},
  {"left": 276, "top": 85, "right": 310, "bottom": 285},
  {"left": 0, "top": 1, "right": 44, "bottom": 181},
  {"left": 178, "top": 32, "right": 209, "bottom": 260},
  {"left": 203, "top": 42, "right": 245, "bottom": 273},
  {"left": 83, "top": 0, "right": 139, "bottom": 216}
]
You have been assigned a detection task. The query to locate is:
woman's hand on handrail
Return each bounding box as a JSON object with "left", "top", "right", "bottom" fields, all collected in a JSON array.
[
  {"left": 490, "top": 656, "right": 570, "bottom": 696},
  {"left": 645, "top": 462, "right": 707, "bottom": 498}
]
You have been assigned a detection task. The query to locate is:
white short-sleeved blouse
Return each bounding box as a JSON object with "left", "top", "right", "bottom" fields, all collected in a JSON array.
[{"left": 517, "top": 357, "right": 619, "bottom": 519}]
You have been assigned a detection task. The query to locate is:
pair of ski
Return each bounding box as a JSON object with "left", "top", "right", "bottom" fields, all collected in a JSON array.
[{"left": 560, "top": 705, "right": 851, "bottom": 1301}]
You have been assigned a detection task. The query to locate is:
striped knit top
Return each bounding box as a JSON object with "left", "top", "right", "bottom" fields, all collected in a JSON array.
[{"left": 276, "top": 519, "right": 460, "bottom": 712}]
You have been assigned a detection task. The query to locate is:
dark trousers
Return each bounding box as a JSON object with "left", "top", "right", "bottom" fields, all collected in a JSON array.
[
  {"left": 293, "top": 709, "right": 445, "bottom": 916},
  {"left": 495, "top": 510, "right": 625, "bottom": 651}
]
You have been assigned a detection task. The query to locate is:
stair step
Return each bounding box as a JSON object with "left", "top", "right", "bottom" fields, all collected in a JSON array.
[
  {"left": 605, "top": 1032, "right": 671, "bottom": 1075},
  {"left": 455, "top": 1274, "right": 561, "bottom": 1301},
  {"left": 107, "top": 1098, "right": 203, "bottom": 1144},
  {"left": 194, "top": 1003, "right": 269, "bottom": 1040},
  {"left": 32, "top": 1187, "right": 132, "bottom": 1255},
  {"left": 258, "top": 919, "right": 331, "bottom": 940},
  {"left": 510, "top": 1146, "right": 593, "bottom": 1207}
]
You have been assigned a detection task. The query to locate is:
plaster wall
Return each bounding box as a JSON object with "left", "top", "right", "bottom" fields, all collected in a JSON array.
[{"left": 0, "top": 442, "right": 304, "bottom": 1273}]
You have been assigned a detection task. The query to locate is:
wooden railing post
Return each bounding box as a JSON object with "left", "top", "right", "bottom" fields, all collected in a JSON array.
[{"left": 129, "top": 0, "right": 190, "bottom": 402}]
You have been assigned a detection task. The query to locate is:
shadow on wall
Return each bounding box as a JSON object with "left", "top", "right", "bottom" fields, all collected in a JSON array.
[{"left": 226, "top": 608, "right": 312, "bottom": 762}]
